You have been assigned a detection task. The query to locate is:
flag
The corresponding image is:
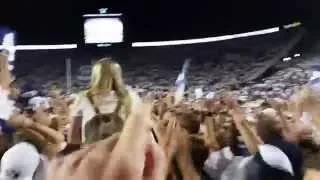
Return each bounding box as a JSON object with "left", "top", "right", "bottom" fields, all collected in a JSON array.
[
  {"left": 174, "top": 58, "right": 191, "bottom": 104},
  {"left": 2, "top": 33, "right": 15, "bottom": 62}
]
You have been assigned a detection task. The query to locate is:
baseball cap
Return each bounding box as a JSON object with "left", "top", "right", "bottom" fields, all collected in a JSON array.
[
  {"left": 28, "top": 96, "right": 51, "bottom": 111},
  {"left": 0, "top": 142, "right": 40, "bottom": 180}
]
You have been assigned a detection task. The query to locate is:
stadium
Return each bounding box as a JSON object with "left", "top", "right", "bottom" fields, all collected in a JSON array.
[{"left": 1, "top": 1, "right": 320, "bottom": 180}]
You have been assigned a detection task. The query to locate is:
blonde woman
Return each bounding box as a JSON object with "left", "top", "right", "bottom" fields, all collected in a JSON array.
[
  {"left": 48, "top": 103, "right": 167, "bottom": 180},
  {"left": 68, "top": 58, "right": 140, "bottom": 144},
  {"left": 289, "top": 86, "right": 320, "bottom": 129}
]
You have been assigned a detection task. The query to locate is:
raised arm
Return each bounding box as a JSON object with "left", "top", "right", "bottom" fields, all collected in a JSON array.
[
  {"left": 29, "top": 122, "right": 64, "bottom": 144},
  {"left": 67, "top": 94, "right": 84, "bottom": 144},
  {"left": 223, "top": 95, "right": 262, "bottom": 154}
]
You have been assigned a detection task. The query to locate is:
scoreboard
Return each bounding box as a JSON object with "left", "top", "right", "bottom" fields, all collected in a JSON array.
[{"left": 83, "top": 13, "right": 123, "bottom": 45}]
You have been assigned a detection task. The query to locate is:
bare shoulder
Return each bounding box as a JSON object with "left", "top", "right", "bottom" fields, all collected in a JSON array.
[{"left": 69, "top": 91, "right": 89, "bottom": 115}]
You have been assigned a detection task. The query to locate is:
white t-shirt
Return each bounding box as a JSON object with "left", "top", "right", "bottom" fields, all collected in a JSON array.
[
  {"left": 203, "top": 147, "right": 235, "bottom": 180},
  {"left": 0, "top": 86, "right": 15, "bottom": 121},
  {"left": 71, "top": 90, "right": 140, "bottom": 143}
]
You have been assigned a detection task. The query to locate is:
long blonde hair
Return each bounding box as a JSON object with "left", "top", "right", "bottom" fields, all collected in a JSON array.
[
  {"left": 290, "top": 86, "right": 320, "bottom": 129},
  {"left": 87, "top": 58, "right": 131, "bottom": 119}
]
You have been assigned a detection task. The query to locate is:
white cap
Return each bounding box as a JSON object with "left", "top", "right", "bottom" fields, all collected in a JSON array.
[
  {"left": 20, "top": 91, "right": 38, "bottom": 98},
  {"left": 28, "top": 96, "right": 50, "bottom": 110},
  {"left": 0, "top": 142, "right": 40, "bottom": 180},
  {"left": 258, "top": 144, "right": 294, "bottom": 176}
]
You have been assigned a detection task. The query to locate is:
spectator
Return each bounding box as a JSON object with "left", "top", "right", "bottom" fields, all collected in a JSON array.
[
  {"left": 0, "top": 142, "right": 48, "bottom": 180},
  {"left": 68, "top": 58, "right": 140, "bottom": 144}
]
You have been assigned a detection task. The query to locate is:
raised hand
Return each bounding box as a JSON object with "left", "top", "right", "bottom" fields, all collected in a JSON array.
[
  {"left": 0, "top": 54, "right": 13, "bottom": 90},
  {"left": 155, "top": 118, "right": 181, "bottom": 175},
  {"left": 8, "top": 113, "right": 34, "bottom": 128},
  {"left": 222, "top": 94, "right": 261, "bottom": 154},
  {"left": 176, "top": 129, "right": 200, "bottom": 180},
  {"left": 48, "top": 102, "right": 166, "bottom": 180},
  {"left": 204, "top": 116, "right": 220, "bottom": 151}
]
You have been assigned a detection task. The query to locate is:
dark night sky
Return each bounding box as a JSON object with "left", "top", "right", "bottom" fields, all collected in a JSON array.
[{"left": 0, "top": 0, "right": 317, "bottom": 45}]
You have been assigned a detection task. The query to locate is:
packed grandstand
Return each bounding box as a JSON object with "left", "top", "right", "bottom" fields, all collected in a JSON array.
[{"left": 1, "top": 20, "right": 320, "bottom": 180}]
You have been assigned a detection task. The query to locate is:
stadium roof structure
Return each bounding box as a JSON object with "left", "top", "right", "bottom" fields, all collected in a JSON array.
[{"left": 1, "top": 0, "right": 315, "bottom": 45}]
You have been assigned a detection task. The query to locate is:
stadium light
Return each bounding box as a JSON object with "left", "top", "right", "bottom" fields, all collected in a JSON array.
[
  {"left": 97, "top": 43, "right": 111, "bottom": 47},
  {"left": 0, "top": 44, "right": 77, "bottom": 50},
  {"left": 283, "top": 22, "right": 302, "bottom": 29},
  {"left": 293, "top": 53, "right": 301, "bottom": 57},
  {"left": 283, "top": 57, "right": 292, "bottom": 62},
  {"left": 132, "top": 27, "right": 280, "bottom": 47},
  {"left": 232, "top": 28, "right": 280, "bottom": 38}
]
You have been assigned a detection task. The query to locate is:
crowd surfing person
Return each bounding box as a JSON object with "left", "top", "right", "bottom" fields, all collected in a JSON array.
[
  {"left": 68, "top": 58, "right": 140, "bottom": 145},
  {"left": 1, "top": 52, "right": 320, "bottom": 180}
]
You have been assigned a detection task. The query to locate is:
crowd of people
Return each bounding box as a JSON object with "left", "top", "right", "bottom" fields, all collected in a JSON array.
[{"left": 1, "top": 50, "right": 320, "bottom": 180}]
